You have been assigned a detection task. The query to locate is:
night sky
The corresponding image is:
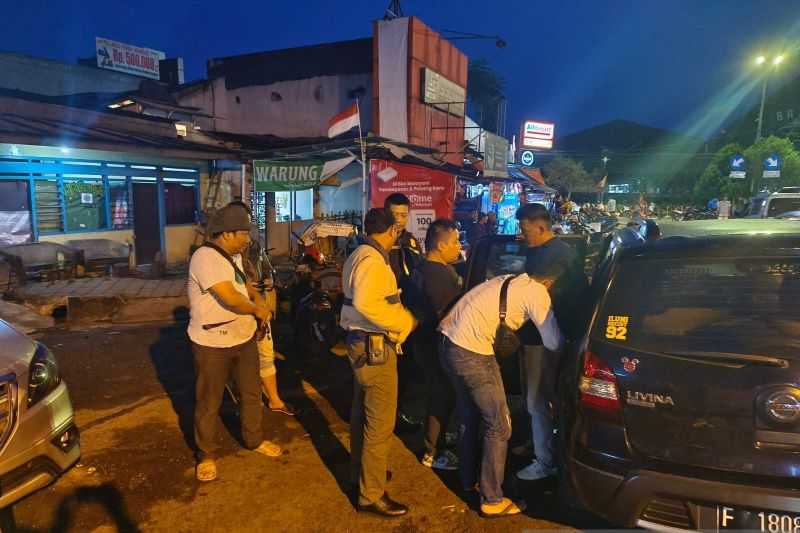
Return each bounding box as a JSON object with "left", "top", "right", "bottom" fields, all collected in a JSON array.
[{"left": 3, "top": 0, "right": 800, "bottom": 137}]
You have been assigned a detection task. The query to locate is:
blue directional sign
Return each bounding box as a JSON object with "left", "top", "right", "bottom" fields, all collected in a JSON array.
[
  {"left": 520, "top": 150, "right": 535, "bottom": 166},
  {"left": 764, "top": 154, "right": 782, "bottom": 170},
  {"left": 763, "top": 153, "right": 782, "bottom": 178},
  {"left": 730, "top": 154, "right": 745, "bottom": 171}
]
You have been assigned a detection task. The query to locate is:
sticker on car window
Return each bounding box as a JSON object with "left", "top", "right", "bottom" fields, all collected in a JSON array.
[{"left": 606, "top": 315, "right": 629, "bottom": 341}]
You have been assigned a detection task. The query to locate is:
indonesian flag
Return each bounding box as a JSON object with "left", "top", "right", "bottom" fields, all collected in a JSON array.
[
  {"left": 328, "top": 103, "right": 360, "bottom": 138},
  {"left": 596, "top": 175, "right": 608, "bottom": 190}
]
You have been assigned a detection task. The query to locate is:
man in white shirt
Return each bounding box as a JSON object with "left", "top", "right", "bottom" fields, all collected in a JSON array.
[
  {"left": 188, "top": 203, "right": 281, "bottom": 482},
  {"left": 341, "top": 207, "right": 417, "bottom": 518},
  {"left": 438, "top": 265, "right": 563, "bottom": 518}
]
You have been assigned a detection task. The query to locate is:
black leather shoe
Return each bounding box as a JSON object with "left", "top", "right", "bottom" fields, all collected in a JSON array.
[{"left": 357, "top": 494, "right": 408, "bottom": 517}]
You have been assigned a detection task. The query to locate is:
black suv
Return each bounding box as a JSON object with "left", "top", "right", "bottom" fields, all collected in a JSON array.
[{"left": 559, "top": 229, "right": 800, "bottom": 531}]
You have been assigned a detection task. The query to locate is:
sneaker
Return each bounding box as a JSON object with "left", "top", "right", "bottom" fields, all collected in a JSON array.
[
  {"left": 516, "top": 460, "right": 557, "bottom": 481},
  {"left": 430, "top": 450, "right": 459, "bottom": 471},
  {"left": 196, "top": 459, "right": 217, "bottom": 482}
]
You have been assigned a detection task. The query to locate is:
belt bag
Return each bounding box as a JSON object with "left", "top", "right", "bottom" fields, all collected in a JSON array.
[{"left": 493, "top": 275, "right": 522, "bottom": 358}]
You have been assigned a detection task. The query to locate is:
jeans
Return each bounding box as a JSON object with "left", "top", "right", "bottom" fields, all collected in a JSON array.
[
  {"left": 192, "top": 337, "right": 263, "bottom": 460},
  {"left": 520, "top": 345, "right": 560, "bottom": 467},
  {"left": 440, "top": 337, "right": 511, "bottom": 505},
  {"left": 413, "top": 335, "right": 455, "bottom": 456},
  {"left": 347, "top": 331, "right": 399, "bottom": 506}
]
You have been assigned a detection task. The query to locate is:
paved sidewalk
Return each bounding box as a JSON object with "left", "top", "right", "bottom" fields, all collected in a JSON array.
[{"left": 15, "top": 277, "right": 187, "bottom": 300}]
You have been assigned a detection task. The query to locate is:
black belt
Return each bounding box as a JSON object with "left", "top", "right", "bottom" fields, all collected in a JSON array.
[{"left": 343, "top": 294, "right": 400, "bottom": 307}]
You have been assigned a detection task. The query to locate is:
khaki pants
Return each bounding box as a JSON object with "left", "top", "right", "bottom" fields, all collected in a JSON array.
[{"left": 347, "top": 332, "right": 398, "bottom": 506}]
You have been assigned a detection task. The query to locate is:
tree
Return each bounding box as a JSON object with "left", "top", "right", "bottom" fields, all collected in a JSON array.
[
  {"left": 694, "top": 136, "right": 800, "bottom": 204},
  {"left": 694, "top": 143, "right": 743, "bottom": 204},
  {"left": 467, "top": 59, "right": 506, "bottom": 134},
  {"left": 543, "top": 157, "right": 596, "bottom": 193}
]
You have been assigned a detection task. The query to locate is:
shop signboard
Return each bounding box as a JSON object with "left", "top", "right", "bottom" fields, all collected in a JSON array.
[
  {"left": 521, "top": 120, "right": 555, "bottom": 150},
  {"left": 369, "top": 160, "right": 455, "bottom": 247},
  {"left": 484, "top": 132, "right": 510, "bottom": 178},
  {"left": 422, "top": 67, "right": 466, "bottom": 117},
  {"left": 95, "top": 37, "right": 166, "bottom": 80},
  {"left": 253, "top": 156, "right": 354, "bottom": 192}
]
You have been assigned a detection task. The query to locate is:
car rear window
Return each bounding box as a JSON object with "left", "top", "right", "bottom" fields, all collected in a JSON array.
[
  {"left": 767, "top": 197, "right": 800, "bottom": 217},
  {"left": 596, "top": 256, "right": 800, "bottom": 359}
]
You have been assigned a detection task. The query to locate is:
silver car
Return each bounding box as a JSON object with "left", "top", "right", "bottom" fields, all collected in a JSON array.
[{"left": 0, "top": 320, "right": 79, "bottom": 507}]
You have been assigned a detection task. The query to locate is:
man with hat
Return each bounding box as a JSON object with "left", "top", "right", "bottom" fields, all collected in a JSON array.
[{"left": 188, "top": 202, "right": 282, "bottom": 482}]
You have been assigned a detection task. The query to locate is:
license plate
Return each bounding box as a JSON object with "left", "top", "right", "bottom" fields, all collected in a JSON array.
[{"left": 718, "top": 506, "right": 800, "bottom": 532}]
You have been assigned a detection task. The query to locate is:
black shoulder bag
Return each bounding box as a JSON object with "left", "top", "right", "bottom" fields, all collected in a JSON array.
[{"left": 493, "top": 275, "right": 522, "bottom": 358}]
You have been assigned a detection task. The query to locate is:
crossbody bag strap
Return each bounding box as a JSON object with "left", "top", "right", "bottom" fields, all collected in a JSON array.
[
  {"left": 199, "top": 242, "right": 248, "bottom": 287},
  {"left": 498, "top": 275, "right": 515, "bottom": 324}
]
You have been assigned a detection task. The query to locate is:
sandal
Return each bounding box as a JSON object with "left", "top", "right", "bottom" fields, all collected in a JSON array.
[
  {"left": 254, "top": 440, "right": 282, "bottom": 457},
  {"left": 269, "top": 402, "right": 296, "bottom": 416},
  {"left": 480, "top": 498, "right": 526, "bottom": 518},
  {"left": 196, "top": 459, "right": 217, "bottom": 482}
]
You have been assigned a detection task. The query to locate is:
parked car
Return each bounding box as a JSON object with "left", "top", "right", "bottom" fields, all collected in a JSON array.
[
  {"left": 0, "top": 320, "right": 79, "bottom": 508},
  {"left": 558, "top": 224, "right": 800, "bottom": 530},
  {"left": 753, "top": 191, "right": 800, "bottom": 219}
]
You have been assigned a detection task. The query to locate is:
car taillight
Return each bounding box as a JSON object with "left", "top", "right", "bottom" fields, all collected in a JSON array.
[{"left": 579, "top": 350, "right": 621, "bottom": 414}]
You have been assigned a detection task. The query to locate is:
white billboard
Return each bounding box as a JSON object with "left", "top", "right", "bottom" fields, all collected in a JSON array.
[
  {"left": 521, "top": 120, "right": 555, "bottom": 150},
  {"left": 95, "top": 37, "right": 166, "bottom": 80}
]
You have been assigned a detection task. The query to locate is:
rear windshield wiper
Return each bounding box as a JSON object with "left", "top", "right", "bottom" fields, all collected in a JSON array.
[{"left": 664, "top": 351, "right": 790, "bottom": 369}]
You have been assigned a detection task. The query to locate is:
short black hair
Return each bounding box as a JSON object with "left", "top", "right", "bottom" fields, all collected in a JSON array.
[
  {"left": 384, "top": 193, "right": 411, "bottom": 208},
  {"left": 364, "top": 207, "right": 396, "bottom": 236},
  {"left": 516, "top": 203, "right": 552, "bottom": 226},
  {"left": 425, "top": 219, "right": 458, "bottom": 251}
]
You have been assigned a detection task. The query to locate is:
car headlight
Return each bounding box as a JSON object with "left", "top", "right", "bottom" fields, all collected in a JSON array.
[{"left": 28, "top": 343, "right": 61, "bottom": 407}]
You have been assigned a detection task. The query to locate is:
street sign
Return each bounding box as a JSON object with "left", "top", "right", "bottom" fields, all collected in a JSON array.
[
  {"left": 520, "top": 150, "right": 535, "bottom": 166},
  {"left": 763, "top": 153, "right": 781, "bottom": 178},
  {"left": 729, "top": 154, "right": 746, "bottom": 179}
]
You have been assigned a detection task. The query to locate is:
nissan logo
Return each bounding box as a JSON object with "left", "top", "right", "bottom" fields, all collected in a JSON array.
[{"left": 763, "top": 390, "right": 800, "bottom": 425}]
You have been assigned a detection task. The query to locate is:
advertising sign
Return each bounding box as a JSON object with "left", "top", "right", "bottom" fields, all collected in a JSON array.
[
  {"left": 483, "top": 132, "right": 509, "bottom": 177},
  {"left": 422, "top": 67, "right": 466, "bottom": 117},
  {"left": 521, "top": 120, "right": 555, "bottom": 150},
  {"left": 95, "top": 37, "right": 166, "bottom": 80},
  {"left": 520, "top": 150, "right": 535, "bottom": 166},
  {"left": 369, "top": 160, "right": 455, "bottom": 246}
]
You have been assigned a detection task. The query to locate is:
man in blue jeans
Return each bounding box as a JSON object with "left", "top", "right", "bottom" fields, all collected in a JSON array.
[{"left": 438, "top": 264, "right": 563, "bottom": 518}]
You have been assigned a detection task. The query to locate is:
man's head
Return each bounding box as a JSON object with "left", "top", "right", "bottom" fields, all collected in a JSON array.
[
  {"left": 478, "top": 213, "right": 489, "bottom": 224},
  {"left": 208, "top": 203, "right": 252, "bottom": 254},
  {"left": 364, "top": 207, "right": 400, "bottom": 252},
  {"left": 516, "top": 203, "right": 554, "bottom": 247},
  {"left": 487, "top": 211, "right": 497, "bottom": 222},
  {"left": 425, "top": 219, "right": 461, "bottom": 264},
  {"left": 384, "top": 193, "right": 411, "bottom": 231}
]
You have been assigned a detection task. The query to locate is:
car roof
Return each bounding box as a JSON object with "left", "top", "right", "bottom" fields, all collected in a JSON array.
[
  {"left": 619, "top": 231, "right": 800, "bottom": 261},
  {"left": 659, "top": 219, "right": 800, "bottom": 238}
]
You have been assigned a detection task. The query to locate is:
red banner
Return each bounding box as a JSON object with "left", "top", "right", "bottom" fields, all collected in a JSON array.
[{"left": 369, "top": 160, "right": 455, "bottom": 245}]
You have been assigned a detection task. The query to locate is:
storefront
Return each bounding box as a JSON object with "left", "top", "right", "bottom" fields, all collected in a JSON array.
[{"left": 0, "top": 143, "right": 206, "bottom": 265}]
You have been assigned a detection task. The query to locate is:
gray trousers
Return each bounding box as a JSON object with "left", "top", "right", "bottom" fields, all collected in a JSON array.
[
  {"left": 347, "top": 333, "right": 398, "bottom": 506},
  {"left": 520, "top": 345, "right": 560, "bottom": 467},
  {"left": 192, "top": 337, "right": 263, "bottom": 460}
]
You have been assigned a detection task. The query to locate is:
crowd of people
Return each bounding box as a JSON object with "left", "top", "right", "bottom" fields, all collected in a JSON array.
[{"left": 185, "top": 194, "right": 589, "bottom": 519}]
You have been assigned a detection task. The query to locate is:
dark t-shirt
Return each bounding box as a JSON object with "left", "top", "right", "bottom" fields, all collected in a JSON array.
[
  {"left": 519, "top": 237, "right": 588, "bottom": 344},
  {"left": 389, "top": 230, "right": 423, "bottom": 295},
  {"left": 409, "top": 260, "right": 462, "bottom": 340}
]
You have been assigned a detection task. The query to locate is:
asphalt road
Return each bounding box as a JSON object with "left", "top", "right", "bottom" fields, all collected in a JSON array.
[{"left": 7, "top": 322, "right": 606, "bottom": 532}]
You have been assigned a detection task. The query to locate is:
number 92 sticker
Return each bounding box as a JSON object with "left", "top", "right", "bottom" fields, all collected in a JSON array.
[{"left": 606, "top": 315, "right": 629, "bottom": 341}]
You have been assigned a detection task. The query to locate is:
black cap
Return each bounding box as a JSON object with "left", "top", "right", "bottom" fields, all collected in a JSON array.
[{"left": 208, "top": 203, "right": 251, "bottom": 235}]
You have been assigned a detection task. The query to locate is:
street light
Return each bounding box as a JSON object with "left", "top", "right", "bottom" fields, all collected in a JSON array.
[{"left": 753, "top": 54, "right": 786, "bottom": 143}]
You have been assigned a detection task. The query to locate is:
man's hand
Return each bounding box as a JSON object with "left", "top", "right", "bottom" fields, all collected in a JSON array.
[{"left": 254, "top": 303, "right": 271, "bottom": 324}]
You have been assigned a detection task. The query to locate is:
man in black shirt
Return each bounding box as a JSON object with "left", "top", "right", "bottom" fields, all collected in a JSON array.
[
  {"left": 409, "top": 219, "right": 463, "bottom": 470},
  {"left": 514, "top": 203, "right": 588, "bottom": 481}
]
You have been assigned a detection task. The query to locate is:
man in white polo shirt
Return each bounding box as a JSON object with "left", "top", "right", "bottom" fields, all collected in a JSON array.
[
  {"left": 188, "top": 203, "right": 282, "bottom": 482},
  {"left": 438, "top": 263, "right": 563, "bottom": 518}
]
